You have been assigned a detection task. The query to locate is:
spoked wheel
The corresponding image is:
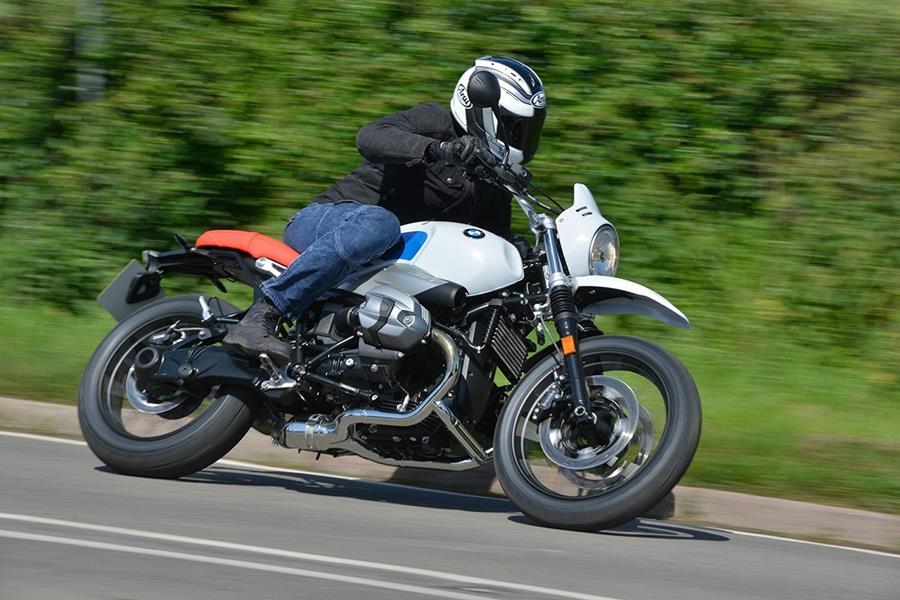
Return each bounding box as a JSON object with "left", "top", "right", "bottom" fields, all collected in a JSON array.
[
  {"left": 494, "top": 335, "right": 701, "bottom": 531},
  {"left": 79, "top": 295, "right": 260, "bottom": 479}
]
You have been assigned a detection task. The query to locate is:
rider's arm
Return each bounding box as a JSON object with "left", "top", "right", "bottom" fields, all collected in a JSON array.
[{"left": 356, "top": 102, "right": 452, "bottom": 165}]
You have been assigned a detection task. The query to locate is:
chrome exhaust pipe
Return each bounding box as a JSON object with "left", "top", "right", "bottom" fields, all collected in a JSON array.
[{"left": 277, "top": 328, "right": 488, "bottom": 468}]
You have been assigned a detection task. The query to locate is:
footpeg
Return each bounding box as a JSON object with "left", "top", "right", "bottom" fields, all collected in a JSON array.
[{"left": 258, "top": 353, "right": 297, "bottom": 391}]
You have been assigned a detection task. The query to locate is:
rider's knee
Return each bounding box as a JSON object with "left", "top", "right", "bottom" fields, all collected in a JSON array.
[{"left": 357, "top": 204, "right": 401, "bottom": 248}]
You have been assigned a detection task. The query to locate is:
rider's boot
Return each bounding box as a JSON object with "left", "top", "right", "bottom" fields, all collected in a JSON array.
[{"left": 223, "top": 297, "right": 291, "bottom": 363}]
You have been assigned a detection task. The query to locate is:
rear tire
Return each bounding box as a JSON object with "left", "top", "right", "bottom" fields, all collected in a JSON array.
[
  {"left": 78, "top": 295, "right": 259, "bottom": 479},
  {"left": 494, "top": 335, "right": 701, "bottom": 531}
]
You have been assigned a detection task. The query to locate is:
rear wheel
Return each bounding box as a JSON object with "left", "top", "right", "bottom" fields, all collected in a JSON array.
[
  {"left": 78, "top": 295, "right": 260, "bottom": 478},
  {"left": 494, "top": 335, "right": 701, "bottom": 530}
]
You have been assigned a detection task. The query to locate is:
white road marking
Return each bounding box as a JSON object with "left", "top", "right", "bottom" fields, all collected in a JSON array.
[
  {"left": 218, "top": 457, "right": 359, "bottom": 480},
  {"left": 719, "top": 528, "right": 898, "bottom": 559},
  {"left": 0, "top": 513, "right": 617, "bottom": 600},
  {"left": 0, "top": 431, "right": 87, "bottom": 446},
  {"left": 2, "top": 429, "right": 897, "bottom": 559},
  {"left": 0, "top": 529, "right": 511, "bottom": 600}
]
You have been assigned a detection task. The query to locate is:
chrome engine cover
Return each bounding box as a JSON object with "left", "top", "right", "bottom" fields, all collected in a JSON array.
[{"left": 356, "top": 286, "right": 430, "bottom": 351}]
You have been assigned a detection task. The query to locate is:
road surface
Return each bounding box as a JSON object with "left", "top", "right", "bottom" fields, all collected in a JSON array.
[{"left": 0, "top": 432, "right": 895, "bottom": 600}]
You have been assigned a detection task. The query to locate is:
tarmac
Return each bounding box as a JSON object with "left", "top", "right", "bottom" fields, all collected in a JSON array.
[{"left": 2, "top": 395, "right": 897, "bottom": 553}]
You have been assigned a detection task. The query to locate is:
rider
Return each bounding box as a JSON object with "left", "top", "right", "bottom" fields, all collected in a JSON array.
[{"left": 223, "top": 56, "right": 547, "bottom": 361}]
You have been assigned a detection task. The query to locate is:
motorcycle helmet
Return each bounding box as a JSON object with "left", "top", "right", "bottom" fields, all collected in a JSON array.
[{"left": 450, "top": 56, "right": 546, "bottom": 165}]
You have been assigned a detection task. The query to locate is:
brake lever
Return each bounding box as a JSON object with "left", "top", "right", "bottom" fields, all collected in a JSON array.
[
  {"left": 473, "top": 147, "right": 519, "bottom": 185},
  {"left": 509, "top": 163, "right": 533, "bottom": 185},
  {"left": 495, "top": 163, "right": 529, "bottom": 193},
  {"left": 471, "top": 140, "right": 534, "bottom": 196}
]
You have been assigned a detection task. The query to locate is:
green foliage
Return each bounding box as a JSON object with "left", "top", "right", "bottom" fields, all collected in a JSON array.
[
  {"left": 2, "top": 0, "right": 897, "bottom": 346},
  {"left": 1, "top": 1, "right": 897, "bottom": 507}
]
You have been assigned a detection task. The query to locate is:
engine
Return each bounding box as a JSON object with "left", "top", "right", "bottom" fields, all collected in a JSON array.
[{"left": 296, "top": 287, "right": 457, "bottom": 461}]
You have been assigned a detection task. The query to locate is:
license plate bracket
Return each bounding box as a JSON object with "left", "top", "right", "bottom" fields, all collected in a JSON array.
[{"left": 97, "top": 260, "right": 165, "bottom": 321}]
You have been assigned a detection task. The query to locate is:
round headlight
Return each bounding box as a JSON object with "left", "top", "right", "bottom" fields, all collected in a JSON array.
[{"left": 589, "top": 225, "right": 620, "bottom": 276}]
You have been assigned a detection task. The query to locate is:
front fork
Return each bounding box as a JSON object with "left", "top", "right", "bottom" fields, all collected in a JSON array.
[{"left": 541, "top": 225, "right": 596, "bottom": 429}]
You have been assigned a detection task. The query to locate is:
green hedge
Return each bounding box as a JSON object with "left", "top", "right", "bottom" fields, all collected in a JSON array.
[{"left": 3, "top": 0, "right": 896, "bottom": 359}]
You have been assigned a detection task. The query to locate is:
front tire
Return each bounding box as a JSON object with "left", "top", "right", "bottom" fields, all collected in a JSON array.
[
  {"left": 78, "top": 295, "right": 259, "bottom": 479},
  {"left": 494, "top": 335, "right": 701, "bottom": 531}
]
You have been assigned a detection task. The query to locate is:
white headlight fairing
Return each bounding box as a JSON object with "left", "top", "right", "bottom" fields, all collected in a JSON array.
[{"left": 556, "top": 184, "right": 617, "bottom": 278}]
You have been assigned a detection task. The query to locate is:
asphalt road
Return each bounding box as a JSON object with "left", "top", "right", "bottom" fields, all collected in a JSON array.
[{"left": 0, "top": 433, "right": 896, "bottom": 600}]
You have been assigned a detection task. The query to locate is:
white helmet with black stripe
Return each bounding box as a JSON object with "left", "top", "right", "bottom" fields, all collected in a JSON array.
[{"left": 450, "top": 56, "right": 546, "bottom": 165}]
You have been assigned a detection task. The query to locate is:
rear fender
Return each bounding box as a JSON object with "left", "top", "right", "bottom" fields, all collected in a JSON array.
[
  {"left": 573, "top": 275, "right": 690, "bottom": 329},
  {"left": 98, "top": 247, "right": 260, "bottom": 321}
]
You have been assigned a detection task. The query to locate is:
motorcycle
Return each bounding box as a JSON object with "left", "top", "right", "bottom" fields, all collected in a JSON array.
[{"left": 79, "top": 72, "right": 701, "bottom": 531}]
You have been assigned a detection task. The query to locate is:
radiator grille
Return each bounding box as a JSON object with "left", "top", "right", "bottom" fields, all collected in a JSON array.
[{"left": 481, "top": 308, "right": 529, "bottom": 382}]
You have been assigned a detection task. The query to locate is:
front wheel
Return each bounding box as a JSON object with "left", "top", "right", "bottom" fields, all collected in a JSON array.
[{"left": 494, "top": 335, "right": 701, "bottom": 531}]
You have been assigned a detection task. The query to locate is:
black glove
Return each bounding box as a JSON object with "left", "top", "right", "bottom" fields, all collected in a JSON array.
[{"left": 428, "top": 135, "right": 483, "bottom": 169}]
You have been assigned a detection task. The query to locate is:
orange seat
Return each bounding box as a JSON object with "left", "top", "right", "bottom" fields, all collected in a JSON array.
[{"left": 195, "top": 230, "right": 300, "bottom": 267}]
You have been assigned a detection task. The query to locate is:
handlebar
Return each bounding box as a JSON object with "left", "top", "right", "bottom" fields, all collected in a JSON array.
[
  {"left": 471, "top": 142, "right": 531, "bottom": 193},
  {"left": 469, "top": 139, "right": 558, "bottom": 226}
]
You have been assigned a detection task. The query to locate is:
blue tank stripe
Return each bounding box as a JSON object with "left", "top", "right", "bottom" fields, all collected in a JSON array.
[{"left": 381, "top": 231, "right": 427, "bottom": 261}]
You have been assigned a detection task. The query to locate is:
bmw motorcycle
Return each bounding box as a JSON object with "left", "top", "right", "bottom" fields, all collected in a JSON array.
[{"left": 79, "top": 73, "right": 701, "bottom": 531}]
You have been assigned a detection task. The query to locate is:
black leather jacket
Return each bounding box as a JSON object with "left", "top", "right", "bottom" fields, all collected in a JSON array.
[{"left": 313, "top": 102, "right": 512, "bottom": 238}]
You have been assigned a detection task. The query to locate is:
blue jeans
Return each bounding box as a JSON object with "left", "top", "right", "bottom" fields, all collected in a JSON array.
[{"left": 260, "top": 201, "right": 401, "bottom": 319}]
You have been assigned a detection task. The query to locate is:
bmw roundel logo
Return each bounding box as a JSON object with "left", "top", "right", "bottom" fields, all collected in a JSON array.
[{"left": 463, "top": 228, "right": 485, "bottom": 239}]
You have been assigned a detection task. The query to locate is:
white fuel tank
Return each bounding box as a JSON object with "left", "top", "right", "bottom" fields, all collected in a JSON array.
[{"left": 375, "top": 221, "right": 524, "bottom": 296}]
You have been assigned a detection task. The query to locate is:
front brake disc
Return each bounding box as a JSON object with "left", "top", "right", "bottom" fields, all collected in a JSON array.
[{"left": 538, "top": 375, "right": 640, "bottom": 470}]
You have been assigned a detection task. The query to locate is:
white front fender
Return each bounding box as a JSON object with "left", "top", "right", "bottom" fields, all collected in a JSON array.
[{"left": 573, "top": 275, "right": 690, "bottom": 329}]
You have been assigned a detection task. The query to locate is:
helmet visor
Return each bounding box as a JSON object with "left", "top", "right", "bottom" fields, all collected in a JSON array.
[{"left": 501, "top": 108, "right": 545, "bottom": 164}]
